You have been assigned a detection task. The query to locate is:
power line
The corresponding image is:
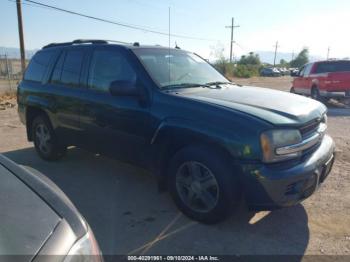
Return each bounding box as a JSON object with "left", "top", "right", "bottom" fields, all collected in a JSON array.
[{"left": 19, "top": 0, "right": 218, "bottom": 42}]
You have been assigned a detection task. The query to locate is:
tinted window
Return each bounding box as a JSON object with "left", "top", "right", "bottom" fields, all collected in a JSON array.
[
  {"left": 60, "top": 50, "right": 84, "bottom": 87},
  {"left": 24, "top": 50, "right": 56, "bottom": 82},
  {"left": 51, "top": 52, "right": 65, "bottom": 84},
  {"left": 315, "top": 61, "right": 350, "bottom": 73},
  {"left": 88, "top": 50, "right": 136, "bottom": 92}
]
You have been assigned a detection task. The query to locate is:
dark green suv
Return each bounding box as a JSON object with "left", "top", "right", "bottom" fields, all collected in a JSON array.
[{"left": 17, "top": 40, "right": 335, "bottom": 224}]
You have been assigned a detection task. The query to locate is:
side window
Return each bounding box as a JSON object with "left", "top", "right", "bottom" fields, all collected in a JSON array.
[
  {"left": 24, "top": 50, "right": 56, "bottom": 82},
  {"left": 60, "top": 50, "right": 84, "bottom": 87},
  {"left": 315, "top": 62, "right": 331, "bottom": 74},
  {"left": 335, "top": 61, "right": 350, "bottom": 72},
  {"left": 88, "top": 50, "right": 136, "bottom": 92},
  {"left": 51, "top": 52, "right": 65, "bottom": 84}
]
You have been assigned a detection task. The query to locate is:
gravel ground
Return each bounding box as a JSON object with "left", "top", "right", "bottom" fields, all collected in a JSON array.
[{"left": 0, "top": 77, "right": 349, "bottom": 258}]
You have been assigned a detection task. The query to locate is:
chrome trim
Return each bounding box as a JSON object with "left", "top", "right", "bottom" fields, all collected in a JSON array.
[
  {"left": 276, "top": 123, "right": 327, "bottom": 155},
  {"left": 276, "top": 133, "right": 321, "bottom": 155}
]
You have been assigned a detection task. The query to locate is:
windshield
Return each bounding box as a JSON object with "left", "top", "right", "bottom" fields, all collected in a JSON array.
[{"left": 133, "top": 48, "right": 228, "bottom": 89}]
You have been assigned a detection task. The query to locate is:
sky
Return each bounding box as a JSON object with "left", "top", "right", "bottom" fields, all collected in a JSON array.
[{"left": 2, "top": 0, "right": 350, "bottom": 61}]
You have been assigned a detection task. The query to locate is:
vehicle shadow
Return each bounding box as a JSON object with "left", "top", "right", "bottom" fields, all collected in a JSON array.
[{"left": 4, "top": 147, "right": 309, "bottom": 259}]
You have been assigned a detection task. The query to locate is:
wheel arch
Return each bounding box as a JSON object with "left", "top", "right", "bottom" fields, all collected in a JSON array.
[
  {"left": 26, "top": 106, "right": 50, "bottom": 141},
  {"left": 151, "top": 124, "right": 239, "bottom": 191}
]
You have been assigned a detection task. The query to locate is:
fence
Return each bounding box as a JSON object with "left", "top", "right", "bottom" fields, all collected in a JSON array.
[{"left": 0, "top": 54, "right": 26, "bottom": 94}]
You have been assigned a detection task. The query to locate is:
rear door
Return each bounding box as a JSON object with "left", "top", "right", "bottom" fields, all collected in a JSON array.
[
  {"left": 315, "top": 61, "right": 350, "bottom": 93},
  {"left": 79, "top": 46, "right": 153, "bottom": 167},
  {"left": 45, "top": 47, "right": 89, "bottom": 145}
]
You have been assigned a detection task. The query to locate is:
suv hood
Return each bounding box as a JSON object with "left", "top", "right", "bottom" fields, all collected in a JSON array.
[{"left": 176, "top": 85, "right": 327, "bottom": 125}]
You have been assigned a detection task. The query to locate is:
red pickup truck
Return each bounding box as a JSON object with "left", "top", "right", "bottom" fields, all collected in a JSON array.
[{"left": 291, "top": 60, "right": 350, "bottom": 101}]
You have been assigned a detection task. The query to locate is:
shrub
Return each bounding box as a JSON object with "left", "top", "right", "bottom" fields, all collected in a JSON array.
[{"left": 233, "top": 64, "right": 261, "bottom": 78}]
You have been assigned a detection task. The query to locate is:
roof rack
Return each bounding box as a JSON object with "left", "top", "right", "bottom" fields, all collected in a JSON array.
[{"left": 42, "top": 39, "right": 108, "bottom": 49}]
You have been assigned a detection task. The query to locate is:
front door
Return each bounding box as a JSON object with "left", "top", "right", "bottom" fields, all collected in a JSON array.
[{"left": 79, "top": 46, "right": 153, "bottom": 167}]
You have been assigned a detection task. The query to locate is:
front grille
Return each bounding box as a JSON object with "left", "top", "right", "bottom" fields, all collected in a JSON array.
[{"left": 299, "top": 119, "right": 321, "bottom": 138}]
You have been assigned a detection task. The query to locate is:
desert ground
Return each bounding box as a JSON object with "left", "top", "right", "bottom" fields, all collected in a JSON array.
[{"left": 0, "top": 76, "right": 349, "bottom": 259}]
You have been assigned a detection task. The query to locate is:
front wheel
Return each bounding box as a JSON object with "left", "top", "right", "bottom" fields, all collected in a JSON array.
[
  {"left": 32, "top": 115, "right": 67, "bottom": 161},
  {"left": 168, "top": 146, "right": 240, "bottom": 224}
]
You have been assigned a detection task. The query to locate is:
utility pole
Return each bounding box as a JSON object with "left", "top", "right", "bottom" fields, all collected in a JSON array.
[
  {"left": 16, "top": 0, "right": 26, "bottom": 75},
  {"left": 225, "top": 17, "right": 240, "bottom": 63},
  {"left": 273, "top": 41, "right": 279, "bottom": 67},
  {"left": 291, "top": 51, "right": 294, "bottom": 61},
  {"left": 327, "top": 46, "right": 330, "bottom": 60}
]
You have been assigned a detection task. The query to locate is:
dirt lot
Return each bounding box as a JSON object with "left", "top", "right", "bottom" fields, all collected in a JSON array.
[{"left": 0, "top": 77, "right": 349, "bottom": 258}]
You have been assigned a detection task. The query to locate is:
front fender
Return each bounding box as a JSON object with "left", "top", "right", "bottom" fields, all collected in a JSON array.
[{"left": 151, "top": 117, "right": 262, "bottom": 163}]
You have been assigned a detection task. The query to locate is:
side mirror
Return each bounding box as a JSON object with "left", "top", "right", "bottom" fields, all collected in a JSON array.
[{"left": 109, "top": 80, "right": 139, "bottom": 96}]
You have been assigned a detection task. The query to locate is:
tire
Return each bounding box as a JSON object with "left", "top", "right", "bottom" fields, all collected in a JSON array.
[
  {"left": 311, "top": 86, "right": 325, "bottom": 103},
  {"left": 290, "top": 87, "right": 295, "bottom": 93},
  {"left": 168, "top": 145, "right": 240, "bottom": 224},
  {"left": 32, "top": 115, "right": 67, "bottom": 161}
]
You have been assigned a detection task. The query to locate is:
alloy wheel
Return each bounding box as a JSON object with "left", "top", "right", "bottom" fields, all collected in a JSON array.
[
  {"left": 35, "top": 123, "right": 52, "bottom": 154},
  {"left": 175, "top": 161, "right": 219, "bottom": 213}
]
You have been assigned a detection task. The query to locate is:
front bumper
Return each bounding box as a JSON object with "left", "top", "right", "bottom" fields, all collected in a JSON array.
[{"left": 240, "top": 135, "right": 335, "bottom": 210}]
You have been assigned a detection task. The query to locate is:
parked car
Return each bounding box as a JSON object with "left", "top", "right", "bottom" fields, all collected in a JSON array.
[
  {"left": 0, "top": 154, "right": 102, "bottom": 260},
  {"left": 279, "top": 67, "right": 289, "bottom": 76},
  {"left": 290, "top": 68, "right": 300, "bottom": 76},
  {"left": 291, "top": 60, "right": 350, "bottom": 101},
  {"left": 260, "top": 67, "right": 281, "bottom": 77},
  {"left": 18, "top": 40, "right": 335, "bottom": 224}
]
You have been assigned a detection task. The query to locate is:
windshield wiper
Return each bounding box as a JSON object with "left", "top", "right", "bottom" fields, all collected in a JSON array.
[
  {"left": 162, "top": 83, "right": 210, "bottom": 90},
  {"left": 205, "top": 81, "right": 235, "bottom": 86}
]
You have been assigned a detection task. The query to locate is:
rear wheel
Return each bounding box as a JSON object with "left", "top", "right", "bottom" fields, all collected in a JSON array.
[
  {"left": 32, "top": 115, "right": 66, "bottom": 161},
  {"left": 311, "top": 86, "right": 323, "bottom": 102},
  {"left": 290, "top": 87, "right": 295, "bottom": 93},
  {"left": 168, "top": 145, "right": 240, "bottom": 224}
]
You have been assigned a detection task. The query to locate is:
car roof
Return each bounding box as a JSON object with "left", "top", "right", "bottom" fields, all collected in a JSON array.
[
  {"left": 314, "top": 59, "right": 350, "bottom": 64},
  {"left": 41, "top": 39, "right": 182, "bottom": 52}
]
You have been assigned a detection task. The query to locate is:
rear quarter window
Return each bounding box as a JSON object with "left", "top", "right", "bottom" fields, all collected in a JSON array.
[{"left": 24, "top": 50, "right": 56, "bottom": 82}]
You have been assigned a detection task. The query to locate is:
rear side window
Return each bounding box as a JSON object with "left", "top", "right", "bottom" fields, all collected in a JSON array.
[
  {"left": 51, "top": 52, "right": 65, "bottom": 84},
  {"left": 61, "top": 50, "right": 84, "bottom": 87},
  {"left": 50, "top": 49, "right": 84, "bottom": 87},
  {"left": 88, "top": 50, "right": 136, "bottom": 92},
  {"left": 24, "top": 50, "right": 56, "bottom": 82},
  {"left": 315, "top": 61, "right": 350, "bottom": 73}
]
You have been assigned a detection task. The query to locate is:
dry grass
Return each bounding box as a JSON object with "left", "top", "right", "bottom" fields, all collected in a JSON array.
[{"left": 0, "top": 91, "right": 16, "bottom": 110}]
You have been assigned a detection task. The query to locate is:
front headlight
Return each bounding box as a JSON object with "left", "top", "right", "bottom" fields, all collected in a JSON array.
[
  {"left": 260, "top": 129, "right": 302, "bottom": 163},
  {"left": 64, "top": 229, "right": 103, "bottom": 262}
]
